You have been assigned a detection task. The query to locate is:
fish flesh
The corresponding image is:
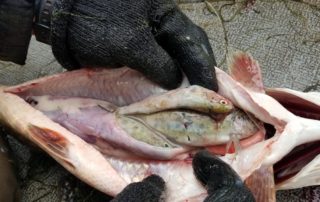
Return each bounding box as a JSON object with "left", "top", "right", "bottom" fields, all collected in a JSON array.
[{"left": 0, "top": 52, "right": 319, "bottom": 201}]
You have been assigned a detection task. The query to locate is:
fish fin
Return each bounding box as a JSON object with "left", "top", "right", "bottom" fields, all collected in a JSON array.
[
  {"left": 28, "top": 124, "right": 75, "bottom": 170},
  {"left": 228, "top": 52, "right": 265, "bottom": 93},
  {"left": 245, "top": 166, "right": 276, "bottom": 202}
]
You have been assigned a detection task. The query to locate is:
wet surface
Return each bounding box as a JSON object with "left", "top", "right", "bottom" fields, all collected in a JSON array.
[{"left": 0, "top": 0, "right": 319, "bottom": 201}]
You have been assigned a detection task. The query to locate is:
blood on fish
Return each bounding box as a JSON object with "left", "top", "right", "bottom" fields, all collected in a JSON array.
[
  {"left": 29, "top": 126, "right": 67, "bottom": 155},
  {"left": 29, "top": 125, "right": 65, "bottom": 143},
  {"left": 28, "top": 125, "right": 76, "bottom": 170}
]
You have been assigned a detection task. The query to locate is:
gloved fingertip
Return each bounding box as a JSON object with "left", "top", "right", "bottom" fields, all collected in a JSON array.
[
  {"left": 192, "top": 150, "right": 220, "bottom": 186},
  {"left": 111, "top": 175, "right": 165, "bottom": 202},
  {"left": 193, "top": 151, "right": 255, "bottom": 201},
  {"left": 154, "top": 10, "right": 219, "bottom": 91},
  {"left": 204, "top": 186, "right": 255, "bottom": 202},
  {"left": 192, "top": 150, "right": 241, "bottom": 189},
  {"left": 143, "top": 174, "right": 165, "bottom": 191}
]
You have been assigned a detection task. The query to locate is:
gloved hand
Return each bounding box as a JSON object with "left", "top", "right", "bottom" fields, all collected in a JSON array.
[
  {"left": 50, "top": 0, "right": 218, "bottom": 90},
  {"left": 111, "top": 175, "right": 165, "bottom": 202},
  {"left": 111, "top": 151, "right": 255, "bottom": 202},
  {"left": 193, "top": 151, "right": 255, "bottom": 202}
]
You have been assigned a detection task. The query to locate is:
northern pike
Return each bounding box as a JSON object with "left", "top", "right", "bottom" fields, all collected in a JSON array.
[{"left": 0, "top": 52, "right": 319, "bottom": 201}]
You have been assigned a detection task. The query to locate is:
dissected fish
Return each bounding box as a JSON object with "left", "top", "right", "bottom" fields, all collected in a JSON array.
[
  {"left": 0, "top": 52, "right": 319, "bottom": 201},
  {"left": 0, "top": 67, "right": 262, "bottom": 201}
]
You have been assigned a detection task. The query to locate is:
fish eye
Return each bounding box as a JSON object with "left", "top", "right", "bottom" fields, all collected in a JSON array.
[{"left": 219, "top": 100, "right": 228, "bottom": 105}]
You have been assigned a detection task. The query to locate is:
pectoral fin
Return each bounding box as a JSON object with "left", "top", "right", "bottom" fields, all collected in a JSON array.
[
  {"left": 228, "top": 52, "right": 265, "bottom": 93},
  {"left": 245, "top": 166, "right": 276, "bottom": 202}
]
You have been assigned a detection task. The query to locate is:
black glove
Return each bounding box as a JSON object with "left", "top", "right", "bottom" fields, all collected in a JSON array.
[
  {"left": 111, "top": 175, "right": 165, "bottom": 202},
  {"left": 50, "top": 0, "right": 218, "bottom": 90},
  {"left": 0, "top": 0, "right": 34, "bottom": 64},
  {"left": 193, "top": 151, "right": 255, "bottom": 202},
  {"left": 111, "top": 151, "right": 255, "bottom": 202}
]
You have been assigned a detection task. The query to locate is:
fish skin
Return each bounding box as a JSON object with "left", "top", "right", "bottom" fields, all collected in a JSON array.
[{"left": 117, "top": 85, "right": 233, "bottom": 116}]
